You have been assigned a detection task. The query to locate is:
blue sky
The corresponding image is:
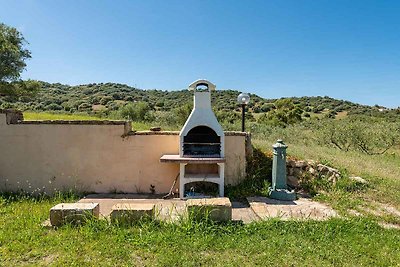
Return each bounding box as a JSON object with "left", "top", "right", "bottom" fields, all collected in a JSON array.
[{"left": 1, "top": 0, "right": 400, "bottom": 107}]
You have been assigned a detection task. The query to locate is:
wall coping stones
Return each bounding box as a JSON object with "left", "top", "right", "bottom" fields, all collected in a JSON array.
[
  {"left": 130, "top": 131, "right": 247, "bottom": 136},
  {"left": 19, "top": 120, "right": 127, "bottom": 125},
  {"left": 0, "top": 109, "right": 23, "bottom": 114},
  {"left": 1, "top": 110, "right": 248, "bottom": 137},
  {"left": 131, "top": 131, "right": 180, "bottom": 135}
]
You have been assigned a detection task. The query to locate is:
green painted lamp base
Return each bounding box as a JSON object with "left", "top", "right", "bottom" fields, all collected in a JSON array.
[{"left": 269, "top": 188, "right": 297, "bottom": 201}]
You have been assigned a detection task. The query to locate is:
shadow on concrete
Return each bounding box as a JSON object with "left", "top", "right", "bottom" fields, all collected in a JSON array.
[{"left": 247, "top": 196, "right": 297, "bottom": 206}]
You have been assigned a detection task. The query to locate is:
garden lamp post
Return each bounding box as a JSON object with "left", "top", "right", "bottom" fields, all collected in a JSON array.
[{"left": 237, "top": 93, "right": 250, "bottom": 132}]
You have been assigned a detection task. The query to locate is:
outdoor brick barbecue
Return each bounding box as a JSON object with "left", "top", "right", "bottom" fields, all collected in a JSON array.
[{"left": 160, "top": 79, "right": 226, "bottom": 199}]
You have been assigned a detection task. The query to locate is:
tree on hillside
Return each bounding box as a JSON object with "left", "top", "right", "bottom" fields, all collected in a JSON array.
[
  {"left": 0, "top": 23, "right": 39, "bottom": 97},
  {"left": 118, "top": 102, "right": 152, "bottom": 121},
  {"left": 258, "top": 98, "right": 303, "bottom": 127}
]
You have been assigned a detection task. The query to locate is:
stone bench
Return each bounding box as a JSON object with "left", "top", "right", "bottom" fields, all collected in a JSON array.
[
  {"left": 50, "top": 203, "right": 99, "bottom": 226},
  {"left": 186, "top": 197, "right": 232, "bottom": 222},
  {"left": 110, "top": 203, "right": 155, "bottom": 224}
]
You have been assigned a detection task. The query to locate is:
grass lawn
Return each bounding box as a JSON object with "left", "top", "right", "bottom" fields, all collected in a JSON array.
[{"left": 0, "top": 195, "right": 399, "bottom": 266}]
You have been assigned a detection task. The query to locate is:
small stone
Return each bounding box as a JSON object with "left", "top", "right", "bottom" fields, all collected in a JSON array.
[
  {"left": 349, "top": 176, "right": 368, "bottom": 184},
  {"left": 287, "top": 159, "right": 296, "bottom": 168},
  {"left": 327, "top": 174, "right": 337, "bottom": 183},
  {"left": 307, "top": 160, "right": 316, "bottom": 166},
  {"left": 287, "top": 175, "right": 299, "bottom": 188},
  {"left": 308, "top": 167, "right": 316, "bottom": 176},
  {"left": 317, "top": 164, "right": 339, "bottom": 175},
  {"left": 326, "top": 165, "right": 339, "bottom": 173},
  {"left": 295, "top": 160, "right": 307, "bottom": 168},
  {"left": 292, "top": 168, "right": 303, "bottom": 177},
  {"left": 317, "top": 164, "right": 328, "bottom": 172}
]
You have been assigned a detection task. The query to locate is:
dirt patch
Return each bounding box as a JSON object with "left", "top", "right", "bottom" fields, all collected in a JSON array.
[
  {"left": 376, "top": 203, "right": 400, "bottom": 217},
  {"left": 378, "top": 222, "right": 400, "bottom": 230},
  {"left": 43, "top": 254, "right": 58, "bottom": 264},
  {"left": 92, "top": 104, "right": 106, "bottom": 111},
  {"left": 361, "top": 202, "right": 400, "bottom": 218}
]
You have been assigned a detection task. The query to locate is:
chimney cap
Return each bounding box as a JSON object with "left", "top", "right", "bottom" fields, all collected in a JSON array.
[{"left": 189, "top": 79, "right": 216, "bottom": 92}]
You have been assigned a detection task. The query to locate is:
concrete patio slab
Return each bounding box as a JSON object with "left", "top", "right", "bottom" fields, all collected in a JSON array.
[
  {"left": 231, "top": 201, "right": 260, "bottom": 223},
  {"left": 74, "top": 194, "right": 337, "bottom": 223},
  {"left": 247, "top": 196, "right": 337, "bottom": 220}
]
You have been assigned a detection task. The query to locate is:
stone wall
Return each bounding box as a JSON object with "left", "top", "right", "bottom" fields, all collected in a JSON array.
[
  {"left": 286, "top": 159, "right": 342, "bottom": 188},
  {"left": 0, "top": 111, "right": 247, "bottom": 195}
]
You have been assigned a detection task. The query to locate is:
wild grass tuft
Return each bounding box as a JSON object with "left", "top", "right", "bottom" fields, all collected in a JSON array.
[{"left": 225, "top": 148, "right": 272, "bottom": 200}]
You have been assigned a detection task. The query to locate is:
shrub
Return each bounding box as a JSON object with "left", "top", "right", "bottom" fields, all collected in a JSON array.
[
  {"left": 155, "top": 101, "right": 164, "bottom": 107},
  {"left": 78, "top": 103, "right": 92, "bottom": 111},
  {"left": 112, "top": 92, "right": 123, "bottom": 100},
  {"left": 171, "top": 104, "right": 192, "bottom": 125},
  {"left": 225, "top": 148, "right": 273, "bottom": 200},
  {"left": 216, "top": 111, "right": 240, "bottom": 124},
  {"left": 319, "top": 116, "right": 400, "bottom": 155},
  {"left": 258, "top": 99, "right": 303, "bottom": 127},
  {"left": 99, "top": 96, "right": 113, "bottom": 105},
  {"left": 45, "top": 103, "right": 63, "bottom": 111},
  {"left": 118, "top": 101, "right": 151, "bottom": 122}
]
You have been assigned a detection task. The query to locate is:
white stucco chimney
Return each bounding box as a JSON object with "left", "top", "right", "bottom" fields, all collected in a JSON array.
[{"left": 179, "top": 79, "right": 225, "bottom": 158}]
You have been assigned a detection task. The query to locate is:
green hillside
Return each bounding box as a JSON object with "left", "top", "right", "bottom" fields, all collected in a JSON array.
[{"left": 1, "top": 81, "right": 396, "bottom": 116}]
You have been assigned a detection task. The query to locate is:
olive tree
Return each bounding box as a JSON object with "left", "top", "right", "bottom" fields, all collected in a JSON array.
[
  {"left": 319, "top": 116, "right": 400, "bottom": 155},
  {"left": 0, "top": 23, "right": 38, "bottom": 97},
  {"left": 118, "top": 102, "right": 152, "bottom": 121}
]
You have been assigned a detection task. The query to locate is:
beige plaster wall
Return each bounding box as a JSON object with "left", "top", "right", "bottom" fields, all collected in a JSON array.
[{"left": 0, "top": 114, "right": 246, "bottom": 195}]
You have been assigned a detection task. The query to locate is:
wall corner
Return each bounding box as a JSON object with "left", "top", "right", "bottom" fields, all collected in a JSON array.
[
  {"left": 123, "top": 121, "right": 132, "bottom": 135},
  {"left": 0, "top": 109, "right": 23, "bottom": 125},
  {"left": 245, "top": 132, "right": 253, "bottom": 158}
]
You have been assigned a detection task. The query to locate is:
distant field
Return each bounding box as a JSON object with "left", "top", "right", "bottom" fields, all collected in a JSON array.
[
  {"left": 23, "top": 112, "right": 154, "bottom": 131},
  {"left": 23, "top": 112, "right": 104, "bottom": 121},
  {"left": 335, "top": 111, "right": 348, "bottom": 119}
]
